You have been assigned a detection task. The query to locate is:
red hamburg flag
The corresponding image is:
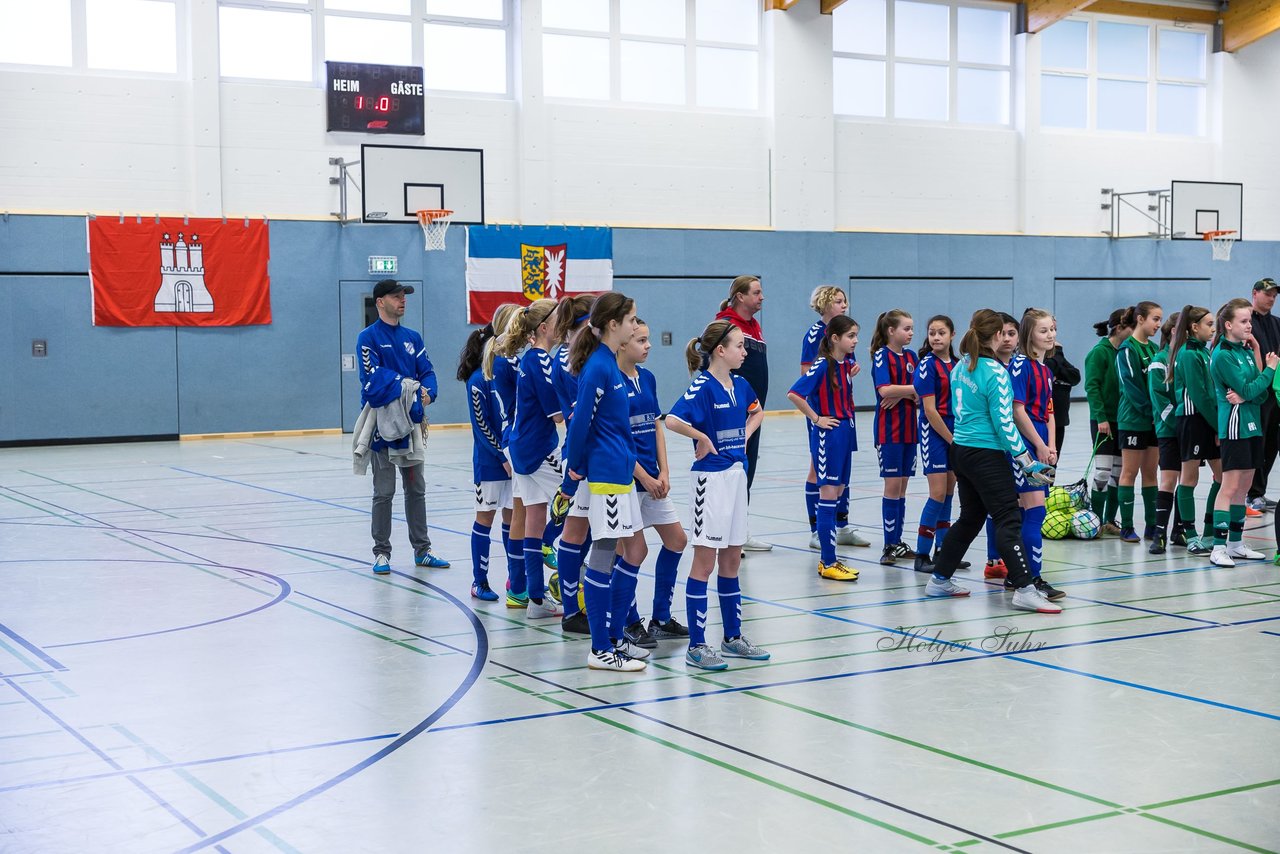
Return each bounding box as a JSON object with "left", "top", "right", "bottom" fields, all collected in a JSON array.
[{"left": 88, "top": 217, "right": 271, "bottom": 327}]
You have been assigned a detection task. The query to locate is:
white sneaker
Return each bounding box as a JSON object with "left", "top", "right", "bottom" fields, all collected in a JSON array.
[
  {"left": 836, "top": 526, "right": 872, "bottom": 547},
  {"left": 1210, "top": 545, "right": 1236, "bottom": 567},
  {"left": 613, "top": 638, "right": 650, "bottom": 660},
  {"left": 924, "top": 576, "right": 969, "bottom": 597},
  {"left": 1011, "top": 585, "right": 1062, "bottom": 614},
  {"left": 587, "top": 648, "right": 646, "bottom": 672},
  {"left": 526, "top": 597, "right": 564, "bottom": 619},
  {"left": 1227, "top": 543, "right": 1266, "bottom": 560},
  {"left": 808, "top": 532, "right": 821, "bottom": 550},
  {"left": 742, "top": 536, "right": 773, "bottom": 552}
]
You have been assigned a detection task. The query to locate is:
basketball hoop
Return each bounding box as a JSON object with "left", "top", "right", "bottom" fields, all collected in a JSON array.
[
  {"left": 416, "top": 209, "right": 453, "bottom": 251},
  {"left": 1204, "top": 229, "right": 1236, "bottom": 262}
]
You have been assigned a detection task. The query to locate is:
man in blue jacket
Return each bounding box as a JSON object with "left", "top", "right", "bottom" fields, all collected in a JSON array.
[{"left": 357, "top": 279, "right": 449, "bottom": 574}]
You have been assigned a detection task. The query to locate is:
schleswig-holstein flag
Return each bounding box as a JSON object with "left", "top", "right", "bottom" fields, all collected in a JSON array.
[{"left": 465, "top": 225, "right": 612, "bottom": 324}]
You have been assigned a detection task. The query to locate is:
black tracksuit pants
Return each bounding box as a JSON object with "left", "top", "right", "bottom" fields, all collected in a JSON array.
[{"left": 933, "top": 444, "right": 1033, "bottom": 588}]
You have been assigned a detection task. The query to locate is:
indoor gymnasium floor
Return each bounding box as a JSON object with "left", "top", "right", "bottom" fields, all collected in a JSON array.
[{"left": 1, "top": 404, "right": 1277, "bottom": 854}]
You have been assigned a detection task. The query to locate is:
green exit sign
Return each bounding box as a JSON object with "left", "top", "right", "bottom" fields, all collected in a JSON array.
[{"left": 368, "top": 255, "right": 397, "bottom": 274}]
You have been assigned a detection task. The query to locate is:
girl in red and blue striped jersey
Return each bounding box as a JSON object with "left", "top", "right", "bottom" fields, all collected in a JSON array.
[
  {"left": 912, "top": 315, "right": 959, "bottom": 573},
  {"left": 788, "top": 315, "right": 861, "bottom": 582},
  {"left": 1007, "top": 308, "right": 1064, "bottom": 601},
  {"left": 800, "top": 287, "right": 869, "bottom": 550},
  {"left": 871, "top": 309, "right": 919, "bottom": 565}
]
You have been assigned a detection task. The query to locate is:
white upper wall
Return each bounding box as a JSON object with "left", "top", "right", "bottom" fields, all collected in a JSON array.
[{"left": 0, "top": 0, "right": 1275, "bottom": 238}]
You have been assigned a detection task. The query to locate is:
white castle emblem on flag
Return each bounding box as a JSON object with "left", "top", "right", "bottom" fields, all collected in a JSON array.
[{"left": 155, "top": 232, "right": 214, "bottom": 313}]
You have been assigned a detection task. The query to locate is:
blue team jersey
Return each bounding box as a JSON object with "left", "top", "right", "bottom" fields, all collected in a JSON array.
[
  {"left": 466, "top": 368, "right": 508, "bottom": 483},
  {"left": 914, "top": 353, "right": 955, "bottom": 422},
  {"left": 667, "top": 372, "right": 760, "bottom": 473},
  {"left": 800, "top": 319, "right": 858, "bottom": 371},
  {"left": 625, "top": 366, "right": 662, "bottom": 482},
  {"left": 508, "top": 347, "right": 563, "bottom": 475},
  {"left": 1010, "top": 354, "right": 1055, "bottom": 424},
  {"left": 551, "top": 344, "right": 579, "bottom": 423},
  {"left": 491, "top": 355, "right": 519, "bottom": 446},
  {"left": 356, "top": 319, "right": 438, "bottom": 452},
  {"left": 789, "top": 357, "right": 856, "bottom": 419},
  {"left": 564, "top": 343, "right": 637, "bottom": 488},
  {"left": 872, "top": 346, "right": 919, "bottom": 445}
]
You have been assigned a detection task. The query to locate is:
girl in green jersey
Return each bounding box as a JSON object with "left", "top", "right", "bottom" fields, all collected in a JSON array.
[
  {"left": 1084, "top": 309, "right": 1133, "bottom": 535},
  {"left": 1167, "top": 305, "right": 1220, "bottom": 556},
  {"left": 1115, "top": 301, "right": 1164, "bottom": 543}
]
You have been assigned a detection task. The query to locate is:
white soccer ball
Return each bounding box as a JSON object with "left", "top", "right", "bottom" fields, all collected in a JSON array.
[{"left": 1071, "top": 509, "right": 1101, "bottom": 540}]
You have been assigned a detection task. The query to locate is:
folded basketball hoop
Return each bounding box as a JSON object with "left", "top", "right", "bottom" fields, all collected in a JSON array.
[
  {"left": 417, "top": 209, "right": 453, "bottom": 251},
  {"left": 1204, "top": 229, "right": 1236, "bottom": 262}
]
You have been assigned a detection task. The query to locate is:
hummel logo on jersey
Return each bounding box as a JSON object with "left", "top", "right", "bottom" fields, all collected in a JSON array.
[{"left": 713, "top": 402, "right": 730, "bottom": 410}]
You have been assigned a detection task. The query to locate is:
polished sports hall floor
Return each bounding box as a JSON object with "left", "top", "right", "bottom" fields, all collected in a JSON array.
[{"left": 2, "top": 404, "right": 1277, "bottom": 853}]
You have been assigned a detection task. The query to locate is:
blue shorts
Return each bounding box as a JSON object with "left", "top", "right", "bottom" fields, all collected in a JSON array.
[
  {"left": 919, "top": 418, "right": 952, "bottom": 476},
  {"left": 811, "top": 419, "right": 854, "bottom": 487},
  {"left": 1012, "top": 420, "right": 1050, "bottom": 495},
  {"left": 876, "top": 442, "right": 917, "bottom": 478}
]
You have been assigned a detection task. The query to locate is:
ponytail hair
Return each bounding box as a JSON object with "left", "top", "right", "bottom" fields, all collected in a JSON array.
[
  {"left": 482, "top": 303, "right": 522, "bottom": 379},
  {"left": 869, "top": 309, "right": 912, "bottom": 354},
  {"left": 918, "top": 314, "right": 957, "bottom": 360},
  {"left": 568, "top": 291, "right": 635, "bottom": 375},
  {"left": 1121, "top": 300, "right": 1161, "bottom": 330},
  {"left": 685, "top": 319, "right": 737, "bottom": 374},
  {"left": 1159, "top": 311, "right": 1180, "bottom": 349},
  {"left": 1093, "top": 307, "right": 1128, "bottom": 338},
  {"left": 551, "top": 294, "right": 596, "bottom": 345},
  {"left": 1213, "top": 298, "right": 1252, "bottom": 349},
  {"left": 456, "top": 324, "right": 494, "bottom": 382},
  {"left": 961, "top": 309, "right": 1004, "bottom": 371},
  {"left": 496, "top": 299, "right": 557, "bottom": 358},
  {"left": 1018, "top": 308, "right": 1055, "bottom": 360},
  {"left": 818, "top": 315, "right": 857, "bottom": 402},
  {"left": 1167, "top": 306, "right": 1207, "bottom": 387},
  {"left": 719, "top": 275, "right": 759, "bottom": 312}
]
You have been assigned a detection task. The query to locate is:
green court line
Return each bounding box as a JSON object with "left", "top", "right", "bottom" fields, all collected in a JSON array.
[
  {"left": 0, "top": 488, "right": 86, "bottom": 524},
  {"left": 1138, "top": 813, "right": 1278, "bottom": 853},
  {"left": 1139, "top": 778, "right": 1280, "bottom": 810},
  {"left": 0, "top": 637, "right": 77, "bottom": 698},
  {"left": 20, "top": 470, "right": 179, "bottom": 519},
  {"left": 492, "top": 677, "right": 950, "bottom": 848},
  {"left": 113, "top": 725, "right": 301, "bottom": 854}
]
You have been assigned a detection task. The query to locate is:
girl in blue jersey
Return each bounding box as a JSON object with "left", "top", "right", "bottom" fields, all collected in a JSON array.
[
  {"left": 496, "top": 298, "right": 566, "bottom": 620},
  {"left": 548, "top": 294, "right": 597, "bottom": 633},
  {"left": 928, "top": 309, "right": 1062, "bottom": 614},
  {"left": 667, "top": 319, "right": 770, "bottom": 671},
  {"left": 617, "top": 319, "right": 690, "bottom": 642},
  {"left": 801, "top": 286, "right": 869, "bottom": 551},
  {"left": 788, "top": 315, "right": 860, "bottom": 583},
  {"left": 564, "top": 292, "right": 649, "bottom": 672},
  {"left": 458, "top": 323, "right": 510, "bottom": 602},
  {"left": 870, "top": 309, "right": 919, "bottom": 565},
  {"left": 484, "top": 304, "right": 526, "bottom": 605},
  {"left": 912, "top": 315, "right": 958, "bottom": 573},
  {"left": 1007, "top": 308, "right": 1063, "bottom": 601}
]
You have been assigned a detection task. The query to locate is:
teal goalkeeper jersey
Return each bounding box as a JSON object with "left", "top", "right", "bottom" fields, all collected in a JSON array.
[{"left": 951, "top": 355, "right": 1029, "bottom": 457}]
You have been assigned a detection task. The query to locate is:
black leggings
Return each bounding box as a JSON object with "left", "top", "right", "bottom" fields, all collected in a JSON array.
[{"left": 933, "top": 444, "right": 1032, "bottom": 588}]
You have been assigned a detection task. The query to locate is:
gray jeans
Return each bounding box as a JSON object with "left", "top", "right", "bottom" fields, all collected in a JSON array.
[{"left": 371, "top": 450, "right": 432, "bottom": 559}]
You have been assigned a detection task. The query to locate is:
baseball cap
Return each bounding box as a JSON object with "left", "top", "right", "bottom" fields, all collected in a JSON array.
[
  {"left": 373, "top": 279, "right": 415, "bottom": 299},
  {"left": 1254, "top": 278, "right": 1278, "bottom": 293}
]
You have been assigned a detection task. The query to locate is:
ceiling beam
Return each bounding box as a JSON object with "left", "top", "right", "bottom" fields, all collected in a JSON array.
[
  {"left": 1025, "top": 0, "right": 1095, "bottom": 32},
  {"left": 764, "top": 0, "right": 802, "bottom": 10},
  {"left": 821, "top": 0, "right": 850, "bottom": 12},
  {"left": 1222, "top": 0, "right": 1280, "bottom": 51},
  {"left": 1083, "top": 0, "right": 1219, "bottom": 24}
]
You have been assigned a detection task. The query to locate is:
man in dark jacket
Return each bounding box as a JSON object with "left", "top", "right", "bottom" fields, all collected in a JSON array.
[{"left": 1248, "top": 277, "right": 1280, "bottom": 511}]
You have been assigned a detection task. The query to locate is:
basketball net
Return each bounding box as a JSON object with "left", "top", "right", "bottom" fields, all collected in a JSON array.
[
  {"left": 417, "top": 209, "right": 453, "bottom": 251},
  {"left": 1204, "top": 229, "right": 1236, "bottom": 262}
]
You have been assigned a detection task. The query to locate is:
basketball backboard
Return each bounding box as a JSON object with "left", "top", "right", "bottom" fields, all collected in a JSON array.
[
  {"left": 360, "top": 144, "right": 484, "bottom": 225},
  {"left": 1170, "top": 180, "right": 1242, "bottom": 241}
]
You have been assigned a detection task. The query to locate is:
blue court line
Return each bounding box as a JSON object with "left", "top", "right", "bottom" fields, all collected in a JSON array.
[
  {"left": 171, "top": 574, "right": 489, "bottom": 853},
  {"left": 0, "top": 622, "right": 68, "bottom": 672},
  {"left": 0, "top": 669, "right": 62, "bottom": 680},
  {"left": 1262, "top": 631, "right": 1280, "bottom": 639},
  {"left": 0, "top": 732, "right": 401, "bottom": 795}
]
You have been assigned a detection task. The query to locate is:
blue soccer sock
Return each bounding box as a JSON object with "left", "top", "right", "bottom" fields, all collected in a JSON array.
[
  {"left": 986, "top": 517, "right": 999, "bottom": 561},
  {"left": 500, "top": 522, "right": 512, "bottom": 564},
  {"left": 610, "top": 558, "right": 641, "bottom": 641},
  {"left": 470, "top": 522, "right": 491, "bottom": 587},
  {"left": 557, "top": 539, "right": 585, "bottom": 616},
  {"left": 936, "top": 496, "right": 954, "bottom": 551},
  {"left": 542, "top": 518, "right": 562, "bottom": 551},
  {"left": 916, "top": 498, "right": 943, "bottom": 556},
  {"left": 836, "top": 485, "right": 851, "bottom": 527},
  {"left": 686, "top": 577, "right": 709, "bottom": 647},
  {"left": 896, "top": 497, "right": 908, "bottom": 545},
  {"left": 805, "top": 481, "right": 820, "bottom": 533},
  {"left": 652, "top": 547, "right": 682, "bottom": 622},
  {"left": 1022, "top": 505, "right": 1046, "bottom": 578},
  {"left": 882, "top": 497, "right": 896, "bottom": 544},
  {"left": 817, "top": 500, "right": 838, "bottom": 565},
  {"left": 507, "top": 535, "right": 526, "bottom": 596},
  {"left": 583, "top": 567, "right": 612, "bottom": 651},
  {"left": 523, "top": 536, "right": 545, "bottom": 600},
  {"left": 718, "top": 575, "right": 743, "bottom": 640}
]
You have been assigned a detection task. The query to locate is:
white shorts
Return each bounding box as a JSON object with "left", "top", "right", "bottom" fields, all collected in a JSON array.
[
  {"left": 511, "top": 449, "right": 564, "bottom": 506},
  {"left": 475, "top": 479, "right": 513, "bottom": 513},
  {"left": 569, "top": 484, "right": 591, "bottom": 518},
  {"left": 688, "top": 466, "right": 749, "bottom": 549},
  {"left": 587, "top": 487, "right": 641, "bottom": 539},
  {"left": 639, "top": 491, "right": 680, "bottom": 528}
]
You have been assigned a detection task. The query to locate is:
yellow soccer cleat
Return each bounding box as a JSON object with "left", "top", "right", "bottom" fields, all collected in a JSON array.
[{"left": 818, "top": 560, "right": 859, "bottom": 582}]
